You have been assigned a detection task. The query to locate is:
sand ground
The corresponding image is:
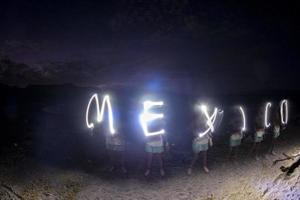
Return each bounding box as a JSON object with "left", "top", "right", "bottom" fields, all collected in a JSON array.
[{"left": 0, "top": 128, "right": 300, "bottom": 200}]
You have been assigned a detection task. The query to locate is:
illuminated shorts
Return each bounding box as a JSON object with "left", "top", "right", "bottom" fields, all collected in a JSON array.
[
  {"left": 254, "top": 132, "right": 264, "bottom": 143},
  {"left": 145, "top": 144, "right": 164, "bottom": 154},
  {"left": 273, "top": 131, "right": 280, "bottom": 139},
  {"left": 230, "top": 134, "right": 242, "bottom": 147},
  {"left": 230, "top": 139, "right": 241, "bottom": 147},
  {"left": 192, "top": 140, "right": 208, "bottom": 153}
]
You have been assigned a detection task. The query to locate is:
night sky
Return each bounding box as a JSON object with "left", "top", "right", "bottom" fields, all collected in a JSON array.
[{"left": 0, "top": 0, "right": 299, "bottom": 93}]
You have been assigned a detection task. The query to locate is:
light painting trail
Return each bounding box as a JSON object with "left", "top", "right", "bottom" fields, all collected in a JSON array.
[
  {"left": 85, "top": 93, "right": 288, "bottom": 138},
  {"left": 140, "top": 100, "right": 165, "bottom": 137},
  {"left": 280, "top": 99, "right": 288, "bottom": 125},
  {"left": 86, "top": 94, "right": 100, "bottom": 129},
  {"left": 198, "top": 105, "right": 218, "bottom": 138},
  {"left": 85, "top": 94, "right": 116, "bottom": 134},
  {"left": 264, "top": 102, "right": 272, "bottom": 128},
  {"left": 239, "top": 106, "right": 246, "bottom": 132}
]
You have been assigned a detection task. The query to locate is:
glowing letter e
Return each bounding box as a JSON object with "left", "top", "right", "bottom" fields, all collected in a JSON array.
[
  {"left": 140, "top": 101, "right": 165, "bottom": 137},
  {"left": 86, "top": 94, "right": 116, "bottom": 134}
]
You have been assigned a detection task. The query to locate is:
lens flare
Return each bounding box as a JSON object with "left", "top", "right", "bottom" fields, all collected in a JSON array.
[
  {"left": 280, "top": 99, "right": 288, "bottom": 125},
  {"left": 239, "top": 106, "right": 246, "bottom": 132},
  {"left": 140, "top": 101, "right": 165, "bottom": 137},
  {"left": 264, "top": 102, "right": 272, "bottom": 128},
  {"left": 85, "top": 94, "right": 116, "bottom": 134}
]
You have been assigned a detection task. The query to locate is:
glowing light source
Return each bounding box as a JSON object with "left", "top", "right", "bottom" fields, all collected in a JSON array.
[
  {"left": 140, "top": 100, "right": 165, "bottom": 137},
  {"left": 280, "top": 99, "right": 288, "bottom": 125},
  {"left": 85, "top": 94, "right": 116, "bottom": 134},
  {"left": 239, "top": 106, "right": 246, "bottom": 132},
  {"left": 198, "top": 105, "right": 218, "bottom": 138},
  {"left": 264, "top": 102, "right": 272, "bottom": 128}
]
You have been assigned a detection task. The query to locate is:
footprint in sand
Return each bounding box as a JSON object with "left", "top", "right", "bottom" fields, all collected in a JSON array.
[{"left": 0, "top": 184, "right": 23, "bottom": 200}]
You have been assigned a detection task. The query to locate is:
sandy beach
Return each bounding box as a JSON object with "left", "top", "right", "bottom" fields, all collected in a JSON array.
[{"left": 0, "top": 125, "right": 299, "bottom": 200}]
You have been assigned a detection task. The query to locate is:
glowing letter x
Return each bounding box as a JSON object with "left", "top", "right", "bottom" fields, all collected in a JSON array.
[{"left": 198, "top": 105, "right": 218, "bottom": 138}]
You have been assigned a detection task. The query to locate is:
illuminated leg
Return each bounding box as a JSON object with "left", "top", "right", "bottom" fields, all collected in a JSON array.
[
  {"left": 228, "top": 147, "right": 233, "bottom": 159},
  {"left": 188, "top": 153, "right": 198, "bottom": 175},
  {"left": 249, "top": 143, "right": 256, "bottom": 156},
  {"left": 255, "top": 143, "right": 261, "bottom": 160},
  {"left": 144, "top": 153, "right": 152, "bottom": 176},
  {"left": 229, "top": 146, "right": 238, "bottom": 159},
  {"left": 157, "top": 153, "right": 164, "bottom": 169},
  {"left": 269, "top": 137, "right": 276, "bottom": 155},
  {"left": 157, "top": 153, "right": 165, "bottom": 176},
  {"left": 190, "top": 153, "right": 199, "bottom": 169},
  {"left": 120, "top": 151, "right": 127, "bottom": 174},
  {"left": 202, "top": 151, "right": 209, "bottom": 173},
  {"left": 234, "top": 146, "right": 239, "bottom": 159},
  {"left": 108, "top": 150, "right": 116, "bottom": 172}
]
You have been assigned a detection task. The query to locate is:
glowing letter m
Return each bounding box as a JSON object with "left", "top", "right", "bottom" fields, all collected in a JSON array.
[{"left": 85, "top": 94, "right": 116, "bottom": 134}]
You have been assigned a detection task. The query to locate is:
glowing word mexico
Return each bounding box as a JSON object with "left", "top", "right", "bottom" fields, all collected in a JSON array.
[
  {"left": 264, "top": 102, "right": 272, "bottom": 128},
  {"left": 85, "top": 94, "right": 116, "bottom": 134},
  {"left": 140, "top": 101, "right": 165, "bottom": 137},
  {"left": 239, "top": 106, "right": 246, "bottom": 132},
  {"left": 280, "top": 99, "right": 288, "bottom": 125},
  {"left": 198, "top": 105, "right": 218, "bottom": 138}
]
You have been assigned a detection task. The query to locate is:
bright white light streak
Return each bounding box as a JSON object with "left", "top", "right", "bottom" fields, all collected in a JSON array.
[
  {"left": 140, "top": 101, "right": 165, "bottom": 137},
  {"left": 85, "top": 94, "right": 116, "bottom": 134},
  {"left": 264, "top": 102, "right": 272, "bottom": 128},
  {"left": 86, "top": 94, "right": 100, "bottom": 129},
  {"left": 198, "top": 105, "right": 218, "bottom": 138},
  {"left": 239, "top": 106, "right": 246, "bottom": 132},
  {"left": 280, "top": 99, "right": 288, "bottom": 125}
]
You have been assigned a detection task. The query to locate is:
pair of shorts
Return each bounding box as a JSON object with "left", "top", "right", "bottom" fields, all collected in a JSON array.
[
  {"left": 273, "top": 131, "right": 280, "bottom": 139},
  {"left": 145, "top": 144, "right": 164, "bottom": 153},
  {"left": 106, "top": 144, "right": 125, "bottom": 152},
  {"left": 230, "top": 139, "right": 241, "bottom": 147},
  {"left": 254, "top": 135, "right": 263, "bottom": 143},
  {"left": 192, "top": 140, "right": 208, "bottom": 153}
]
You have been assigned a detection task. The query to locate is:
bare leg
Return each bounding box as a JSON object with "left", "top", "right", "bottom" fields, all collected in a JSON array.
[
  {"left": 228, "top": 147, "right": 233, "bottom": 159},
  {"left": 269, "top": 138, "right": 276, "bottom": 155},
  {"left": 120, "top": 151, "right": 127, "bottom": 173},
  {"left": 108, "top": 150, "right": 116, "bottom": 172},
  {"left": 157, "top": 153, "right": 164, "bottom": 170},
  {"left": 146, "top": 153, "right": 153, "bottom": 169},
  {"left": 233, "top": 146, "right": 239, "bottom": 159},
  {"left": 202, "top": 151, "right": 209, "bottom": 173},
  {"left": 157, "top": 153, "right": 165, "bottom": 176},
  {"left": 255, "top": 143, "right": 260, "bottom": 160},
  {"left": 249, "top": 143, "right": 256, "bottom": 156},
  {"left": 144, "top": 153, "right": 152, "bottom": 176},
  {"left": 188, "top": 153, "right": 199, "bottom": 175}
]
